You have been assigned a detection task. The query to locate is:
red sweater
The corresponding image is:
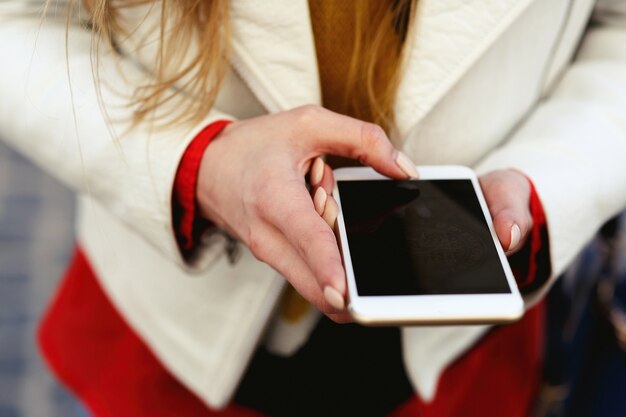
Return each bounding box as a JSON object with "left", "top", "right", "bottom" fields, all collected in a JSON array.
[{"left": 38, "top": 121, "right": 551, "bottom": 417}]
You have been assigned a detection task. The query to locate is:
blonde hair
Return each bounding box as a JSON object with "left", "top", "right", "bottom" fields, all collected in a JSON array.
[
  {"left": 345, "top": 0, "right": 416, "bottom": 132},
  {"left": 79, "top": 0, "right": 415, "bottom": 132}
]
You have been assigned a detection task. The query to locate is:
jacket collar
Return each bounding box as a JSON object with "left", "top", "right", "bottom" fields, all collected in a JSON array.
[
  {"left": 230, "top": 0, "right": 535, "bottom": 134},
  {"left": 394, "top": 0, "right": 535, "bottom": 137},
  {"left": 230, "top": 0, "right": 321, "bottom": 113}
]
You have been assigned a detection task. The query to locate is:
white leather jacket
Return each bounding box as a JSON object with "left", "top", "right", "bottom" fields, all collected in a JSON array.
[{"left": 1, "top": 0, "right": 626, "bottom": 409}]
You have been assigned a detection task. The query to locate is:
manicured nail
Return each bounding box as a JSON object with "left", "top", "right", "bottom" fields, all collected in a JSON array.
[
  {"left": 509, "top": 224, "right": 521, "bottom": 251},
  {"left": 324, "top": 286, "right": 345, "bottom": 310},
  {"left": 395, "top": 151, "right": 419, "bottom": 178},
  {"left": 310, "top": 157, "right": 325, "bottom": 186},
  {"left": 313, "top": 187, "right": 327, "bottom": 215},
  {"left": 322, "top": 195, "right": 339, "bottom": 228}
]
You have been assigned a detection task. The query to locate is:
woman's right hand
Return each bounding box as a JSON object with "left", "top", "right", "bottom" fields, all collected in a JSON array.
[{"left": 197, "top": 105, "right": 417, "bottom": 321}]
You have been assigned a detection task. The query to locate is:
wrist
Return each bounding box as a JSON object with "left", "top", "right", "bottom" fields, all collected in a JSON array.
[
  {"left": 172, "top": 119, "right": 232, "bottom": 253},
  {"left": 196, "top": 121, "right": 239, "bottom": 232}
]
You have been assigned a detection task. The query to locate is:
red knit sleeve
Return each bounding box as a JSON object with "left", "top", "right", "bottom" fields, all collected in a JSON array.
[
  {"left": 508, "top": 178, "right": 552, "bottom": 294},
  {"left": 172, "top": 120, "right": 231, "bottom": 256}
]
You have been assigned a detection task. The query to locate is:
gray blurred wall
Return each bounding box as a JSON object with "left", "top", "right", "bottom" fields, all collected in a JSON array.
[{"left": 0, "top": 141, "right": 80, "bottom": 417}]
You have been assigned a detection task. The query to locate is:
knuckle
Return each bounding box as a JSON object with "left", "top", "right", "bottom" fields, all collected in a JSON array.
[
  {"left": 303, "top": 241, "right": 342, "bottom": 285},
  {"left": 252, "top": 179, "right": 283, "bottom": 217},
  {"left": 481, "top": 170, "right": 506, "bottom": 190},
  {"left": 249, "top": 191, "right": 266, "bottom": 216},
  {"left": 297, "top": 227, "right": 334, "bottom": 257},
  {"left": 246, "top": 227, "right": 265, "bottom": 261},
  {"left": 293, "top": 105, "right": 324, "bottom": 130},
  {"left": 249, "top": 195, "right": 270, "bottom": 221},
  {"left": 358, "top": 123, "right": 386, "bottom": 161},
  {"left": 499, "top": 209, "right": 516, "bottom": 225},
  {"left": 281, "top": 195, "right": 310, "bottom": 224},
  {"left": 491, "top": 176, "right": 510, "bottom": 193},
  {"left": 282, "top": 212, "right": 306, "bottom": 240}
]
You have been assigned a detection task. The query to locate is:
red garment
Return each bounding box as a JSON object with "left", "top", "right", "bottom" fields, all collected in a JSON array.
[
  {"left": 389, "top": 303, "right": 544, "bottom": 417},
  {"left": 38, "top": 249, "right": 545, "bottom": 417},
  {"left": 173, "top": 120, "right": 231, "bottom": 255},
  {"left": 38, "top": 121, "right": 552, "bottom": 416},
  {"left": 508, "top": 178, "right": 551, "bottom": 293},
  {"left": 39, "top": 249, "right": 264, "bottom": 417}
]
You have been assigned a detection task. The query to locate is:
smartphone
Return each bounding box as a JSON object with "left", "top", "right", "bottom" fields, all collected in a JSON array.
[{"left": 333, "top": 165, "right": 524, "bottom": 325}]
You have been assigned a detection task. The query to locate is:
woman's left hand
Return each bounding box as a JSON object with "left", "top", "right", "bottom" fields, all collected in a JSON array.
[{"left": 479, "top": 169, "right": 533, "bottom": 256}]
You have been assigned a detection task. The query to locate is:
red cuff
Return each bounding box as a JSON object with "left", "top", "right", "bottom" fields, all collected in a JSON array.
[
  {"left": 172, "top": 120, "right": 231, "bottom": 255},
  {"left": 509, "top": 178, "right": 552, "bottom": 293}
]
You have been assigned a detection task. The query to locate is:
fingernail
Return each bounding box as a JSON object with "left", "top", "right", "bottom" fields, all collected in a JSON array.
[
  {"left": 509, "top": 224, "right": 521, "bottom": 251},
  {"left": 395, "top": 151, "right": 419, "bottom": 178},
  {"left": 310, "top": 157, "right": 325, "bottom": 186},
  {"left": 313, "top": 187, "right": 327, "bottom": 215},
  {"left": 324, "top": 286, "right": 345, "bottom": 310},
  {"left": 322, "top": 195, "right": 339, "bottom": 228}
]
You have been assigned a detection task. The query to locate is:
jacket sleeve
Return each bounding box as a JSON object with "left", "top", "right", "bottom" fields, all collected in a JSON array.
[
  {"left": 475, "top": 0, "right": 626, "bottom": 306},
  {"left": 0, "top": 1, "right": 234, "bottom": 270}
]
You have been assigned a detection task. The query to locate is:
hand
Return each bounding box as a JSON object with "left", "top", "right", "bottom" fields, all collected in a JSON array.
[
  {"left": 479, "top": 169, "right": 533, "bottom": 256},
  {"left": 197, "top": 105, "right": 418, "bottom": 321}
]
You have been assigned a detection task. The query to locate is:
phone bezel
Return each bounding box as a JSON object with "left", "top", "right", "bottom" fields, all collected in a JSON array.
[{"left": 333, "top": 165, "right": 524, "bottom": 326}]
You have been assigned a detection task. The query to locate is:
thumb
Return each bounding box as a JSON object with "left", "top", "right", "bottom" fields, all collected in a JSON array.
[
  {"left": 480, "top": 170, "right": 533, "bottom": 255},
  {"left": 492, "top": 206, "right": 533, "bottom": 255},
  {"left": 293, "top": 106, "right": 418, "bottom": 179}
]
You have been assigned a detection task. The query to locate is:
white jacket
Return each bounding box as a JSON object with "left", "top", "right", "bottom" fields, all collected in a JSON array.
[{"left": 2, "top": 0, "right": 626, "bottom": 409}]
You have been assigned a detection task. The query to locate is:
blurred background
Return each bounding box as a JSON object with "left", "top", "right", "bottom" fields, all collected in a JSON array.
[
  {"left": 0, "top": 142, "right": 80, "bottom": 417},
  {"left": 0, "top": 138, "right": 625, "bottom": 417}
]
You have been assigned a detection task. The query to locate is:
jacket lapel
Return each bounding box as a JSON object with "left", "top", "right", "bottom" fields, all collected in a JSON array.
[
  {"left": 229, "top": 0, "right": 321, "bottom": 112},
  {"left": 229, "top": 0, "right": 536, "bottom": 136},
  {"left": 395, "top": 0, "right": 535, "bottom": 137}
]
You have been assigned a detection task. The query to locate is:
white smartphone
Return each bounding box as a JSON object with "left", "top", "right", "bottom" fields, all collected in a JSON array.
[{"left": 333, "top": 165, "right": 524, "bottom": 325}]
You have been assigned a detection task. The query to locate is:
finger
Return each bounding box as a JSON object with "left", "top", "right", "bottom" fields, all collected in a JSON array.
[
  {"left": 319, "top": 162, "right": 335, "bottom": 195},
  {"left": 480, "top": 171, "right": 533, "bottom": 255},
  {"left": 328, "top": 312, "right": 353, "bottom": 323},
  {"left": 248, "top": 222, "right": 344, "bottom": 315},
  {"left": 321, "top": 194, "right": 339, "bottom": 230},
  {"left": 291, "top": 106, "right": 418, "bottom": 179},
  {"left": 263, "top": 182, "right": 347, "bottom": 309},
  {"left": 268, "top": 192, "right": 346, "bottom": 323},
  {"left": 493, "top": 209, "right": 532, "bottom": 255},
  {"left": 309, "top": 156, "right": 325, "bottom": 187},
  {"left": 313, "top": 187, "right": 327, "bottom": 215},
  {"left": 309, "top": 161, "right": 334, "bottom": 196}
]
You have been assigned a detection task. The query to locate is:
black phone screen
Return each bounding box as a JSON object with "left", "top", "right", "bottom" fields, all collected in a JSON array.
[{"left": 337, "top": 179, "right": 511, "bottom": 296}]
